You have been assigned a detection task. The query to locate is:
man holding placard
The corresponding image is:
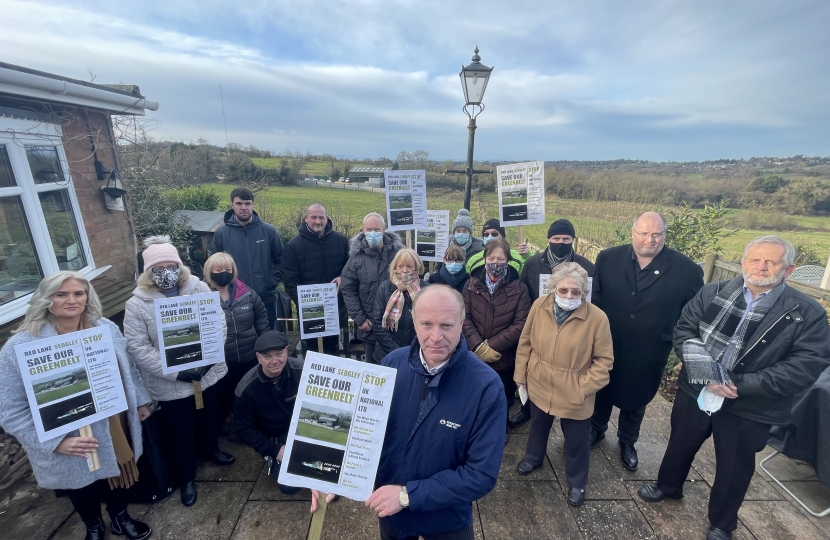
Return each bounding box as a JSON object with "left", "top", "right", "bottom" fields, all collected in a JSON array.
[{"left": 311, "top": 285, "right": 506, "bottom": 539}]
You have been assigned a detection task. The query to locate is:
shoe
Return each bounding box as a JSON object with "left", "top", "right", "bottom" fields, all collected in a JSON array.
[
  {"left": 212, "top": 450, "right": 236, "bottom": 466},
  {"left": 85, "top": 517, "right": 106, "bottom": 540},
  {"left": 706, "top": 526, "right": 732, "bottom": 540},
  {"left": 508, "top": 407, "right": 531, "bottom": 428},
  {"left": 589, "top": 429, "right": 605, "bottom": 449},
  {"left": 567, "top": 487, "right": 585, "bottom": 507},
  {"left": 516, "top": 459, "right": 540, "bottom": 476},
  {"left": 181, "top": 481, "right": 198, "bottom": 507},
  {"left": 110, "top": 510, "right": 152, "bottom": 540},
  {"left": 620, "top": 442, "right": 638, "bottom": 471},
  {"left": 637, "top": 483, "right": 683, "bottom": 502}
]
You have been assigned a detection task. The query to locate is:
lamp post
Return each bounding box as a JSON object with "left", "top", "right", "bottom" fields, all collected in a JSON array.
[{"left": 447, "top": 47, "right": 494, "bottom": 210}]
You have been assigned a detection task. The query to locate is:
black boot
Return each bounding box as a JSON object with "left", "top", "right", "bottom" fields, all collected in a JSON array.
[
  {"left": 180, "top": 481, "right": 198, "bottom": 507},
  {"left": 110, "top": 510, "right": 152, "bottom": 540},
  {"left": 84, "top": 517, "right": 106, "bottom": 540},
  {"left": 508, "top": 402, "right": 531, "bottom": 427}
]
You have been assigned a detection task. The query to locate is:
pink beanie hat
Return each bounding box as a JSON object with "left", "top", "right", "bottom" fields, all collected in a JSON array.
[{"left": 142, "top": 235, "right": 183, "bottom": 270}]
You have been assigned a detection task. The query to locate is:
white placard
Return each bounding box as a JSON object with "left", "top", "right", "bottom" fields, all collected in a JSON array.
[
  {"left": 14, "top": 326, "right": 128, "bottom": 443},
  {"left": 279, "top": 352, "right": 397, "bottom": 501},
  {"left": 540, "top": 274, "right": 592, "bottom": 303},
  {"left": 298, "top": 283, "right": 340, "bottom": 339},
  {"left": 497, "top": 161, "right": 546, "bottom": 226},
  {"left": 415, "top": 210, "right": 450, "bottom": 262},
  {"left": 154, "top": 292, "right": 225, "bottom": 375},
  {"left": 384, "top": 170, "right": 428, "bottom": 231}
]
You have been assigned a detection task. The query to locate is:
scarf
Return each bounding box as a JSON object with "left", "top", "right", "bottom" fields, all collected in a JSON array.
[
  {"left": 451, "top": 235, "right": 473, "bottom": 252},
  {"left": 553, "top": 303, "right": 574, "bottom": 327},
  {"left": 107, "top": 411, "right": 139, "bottom": 489},
  {"left": 486, "top": 273, "right": 505, "bottom": 295},
  {"left": 438, "top": 265, "right": 469, "bottom": 290},
  {"left": 544, "top": 244, "right": 574, "bottom": 270},
  {"left": 382, "top": 275, "right": 421, "bottom": 331},
  {"left": 683, "top": 276, "right": 785, "bottom": 385}
]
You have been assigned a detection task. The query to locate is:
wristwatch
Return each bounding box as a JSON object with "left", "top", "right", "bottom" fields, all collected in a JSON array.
[{"left": 399, "top": 486, "right": 409, "bottom": 508}]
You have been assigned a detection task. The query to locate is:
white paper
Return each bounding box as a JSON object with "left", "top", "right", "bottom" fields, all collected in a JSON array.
[
  {"left": 14, "top": 326, "right": 128, "bottom": 443},
  {"left": 384, "top": 169, "right": 428, "bottom": 231},
  {"left": 496, "top": 161, "right": 546, "bottom": 226},
  {"left": 415, "top": 210, "right": 450, "bottom": 263},
  {"left": 154, "top": 292, "right": 225, "bottom": 375},
  {"left": 539, "top": 274, "right": 592, "bottom": 303},
  {"left": 298, "top": 283, "right": 340, "bottom": 339},
  {"left": 518, "top": 385, "right": 529, "bottom": 405},
  {"left": 279, "top": 352, "right": 397, "bottom": 501}
]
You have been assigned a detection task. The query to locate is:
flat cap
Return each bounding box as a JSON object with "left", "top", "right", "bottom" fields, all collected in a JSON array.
[{"left": 254, "top": 330, "right": 289, "bottom": 353}]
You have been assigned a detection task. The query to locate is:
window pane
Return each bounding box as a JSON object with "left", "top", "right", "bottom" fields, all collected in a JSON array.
[
  {"left": 26, "top": 145, "right": 64, "bottom": 184},
  {"left": 0, "top": 145, "right": 15, "bottom": 188},
  {"left": 39, "top": 189, "right": 87, "bottom": 271},
  {"left": 0, "top": 196, "right": 43, "bottom": 305}
]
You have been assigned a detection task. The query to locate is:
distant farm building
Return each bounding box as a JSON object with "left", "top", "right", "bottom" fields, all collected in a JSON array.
[{"left": 348, "top": 167, "right": 390, "bottom": 187}]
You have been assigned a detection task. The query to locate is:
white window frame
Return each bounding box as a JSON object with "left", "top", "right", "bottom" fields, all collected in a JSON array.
[{"left": 0, "top": 116, "right": 98, "bottom": 325}]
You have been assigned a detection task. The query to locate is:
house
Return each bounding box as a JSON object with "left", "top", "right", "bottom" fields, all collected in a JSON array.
[
  {"left": 0, "top": 61, "right": 158, "bottom": 343},
  {"left": 347, "top": 166, "right": 390, "bottom": 187}
]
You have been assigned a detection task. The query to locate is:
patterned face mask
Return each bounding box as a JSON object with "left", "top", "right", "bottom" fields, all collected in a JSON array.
[
  {"left": 485, "top": 262, "right": 507, "bottom": 278},
  {"left": 152, "top": 266, "right": 180, "bottom": 289}
]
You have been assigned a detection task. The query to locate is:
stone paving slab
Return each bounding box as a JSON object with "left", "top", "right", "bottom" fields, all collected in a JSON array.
[
  {"left": 230, "top": 501, "right": 310, "bottom": 540},
  {"left": 50, "top": 502, "right": 151, "bottom": 540},
  {"left": 771, "top": 482, "right": 830, "bottom": 537},
  {"left": 545, "top": 427, "right": 630, "bottom": 499},
  {"left": 692, "top": 438, "right": 785, "bottom": 502},
  {"left": 0, "top": 481, "right": 74, "bottom": 540},
  {"left": 477, "top": 480, "right": 582, "bottom": 540},
  {"left": 739, "top": 500, "right": 828, "bottom": 540},
  {"left": 599, "top": 431, "right": 704, "bottom": 483},
  {"left": 569, "top": 499, "right": 657, "bottom": 540},
  {"left": 196, "top": 439, "right": 265, "bottom": 482}
]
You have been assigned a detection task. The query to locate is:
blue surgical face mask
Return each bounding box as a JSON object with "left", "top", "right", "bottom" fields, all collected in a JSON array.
[
  {"left": 454, "top": 233, "right": 470, "bottom": 245},
  {"left": 445, "top": 262, "right": 463, "bottom": 275},
  {"left": 365, "top": 231, "right": 383, "bottom": 247}
]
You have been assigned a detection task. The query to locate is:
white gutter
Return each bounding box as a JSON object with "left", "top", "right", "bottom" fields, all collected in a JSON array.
[{"left": 0, "top": 66, "right": 159, "bottom": 115}]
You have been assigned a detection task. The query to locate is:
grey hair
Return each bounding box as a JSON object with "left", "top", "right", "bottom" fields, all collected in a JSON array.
[
  {"left": 546, "top": 262, "right": 590, "bottom": 299},
  {"left": 136, "top": 262, "right": 193, "bottom": 291},
  {"left": 632, "top": 211, "right": 667, "bottom": 229},
  {"left": 306, "top": 203, "right": 326, "bottom": 214},
  {"left": 363, "top": 212, "right": 386, "bottom": 228},
  {"left": 15, "top": 271, "right": 103, "bottom": 336},
  {"left": 743, "top": 235, "right": 796, "bottom": 266},
  {"left": 143, "top": 234, "right": 172, "bottom": 248}
]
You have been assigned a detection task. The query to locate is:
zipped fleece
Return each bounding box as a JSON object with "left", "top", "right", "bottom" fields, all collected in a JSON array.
[
  {"left": 674, "top": 280, "right": 830, "bottom": 426},
  {"left": 377, "top": 338, "right": 506, "bottom": 538}
]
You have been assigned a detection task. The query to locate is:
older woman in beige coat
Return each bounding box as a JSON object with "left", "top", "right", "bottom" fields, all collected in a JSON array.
[{"left": 514, "top": 262, "right": 614, "bottom": 507}]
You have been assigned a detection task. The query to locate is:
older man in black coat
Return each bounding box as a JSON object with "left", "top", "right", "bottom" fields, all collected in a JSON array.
[{"left": 590, "top": 211, "right": 703, "bottom": 471}]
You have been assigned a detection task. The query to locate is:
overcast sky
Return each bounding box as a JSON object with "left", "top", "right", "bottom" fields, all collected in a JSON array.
[{"left": 3, "top": 0, "right": 829, "bottom": 162}]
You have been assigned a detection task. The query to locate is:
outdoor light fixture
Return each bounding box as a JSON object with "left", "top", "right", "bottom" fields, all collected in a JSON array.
[
  {"left": 101, "top": 170, "right": 127, "bottom": 199},
  {"left": 447, "top": 47, "right": 494, "bottom": 210}
]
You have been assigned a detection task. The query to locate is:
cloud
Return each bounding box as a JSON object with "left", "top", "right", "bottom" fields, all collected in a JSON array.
[{"left": 1, "top": 0, "right": 829, "bottom": 160}]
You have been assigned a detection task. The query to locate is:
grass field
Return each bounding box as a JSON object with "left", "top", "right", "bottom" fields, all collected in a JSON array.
[
  {"left": 251, "top": 158, "right": 370, "bottom": 177},
  {"left": 35, "top": 380, "right": 90, "bottom": 405},
  {"left": 163, "top": 333, "right": 200, "bottom": 347},
  {"left": 302, "top": 307, "right": 325, "bottom": 319},
  {"left": 296, "top": 422, "right": 349, "bottom": 446}
]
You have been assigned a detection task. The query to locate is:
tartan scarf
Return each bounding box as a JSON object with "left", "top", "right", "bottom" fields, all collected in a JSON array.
[
  {"left": 382, "top": 274, "right": 420, "bottom": 332},
  {"left": 683, "top": 275, "right": 785, "bottom": 385}
]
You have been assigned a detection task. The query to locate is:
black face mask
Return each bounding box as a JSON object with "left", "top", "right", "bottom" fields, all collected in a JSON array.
[
  {"left": 211, "top": 271, "right": 234, "bottom": 287},
  {"left": 549, "top": 242, "right": 573, "bottom": 259}
]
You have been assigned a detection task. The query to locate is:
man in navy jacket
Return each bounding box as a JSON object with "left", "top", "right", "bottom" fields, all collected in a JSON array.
[{"left": 312, "top": 285, "right": 507, "bottom": 539}]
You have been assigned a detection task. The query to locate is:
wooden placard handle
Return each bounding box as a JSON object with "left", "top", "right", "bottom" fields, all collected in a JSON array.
[
  {"left": 317, "top": 337, "right": 325, "bottom": 353},
  {"left": 307, "top": 492, "right": 328, "bottom": 540},
  {"left": 79, "top": 424, "right": 100, "bottom": 472},
  {"left": 406, "top": 230, "right": 412, "bottom": 249},
  {"left": 518, "top": 225, "right": 525, "bottom": 245},
  {"left": 193, "top": 381, "right": 204, "bottom": 409}
]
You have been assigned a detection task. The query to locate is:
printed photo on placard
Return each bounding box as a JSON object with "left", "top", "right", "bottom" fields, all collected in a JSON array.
[{"left": 154, "top": 292, "right": 225, "bottom": 375}]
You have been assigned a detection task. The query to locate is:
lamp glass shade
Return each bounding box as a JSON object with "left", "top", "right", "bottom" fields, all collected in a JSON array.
[{"left": 460, "top": 69, "right": 491, "bottom": 106}]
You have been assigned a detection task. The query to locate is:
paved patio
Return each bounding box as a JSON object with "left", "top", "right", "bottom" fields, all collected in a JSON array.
[{"left": 1, "top": 393, "right": 828, "bottom": 540}]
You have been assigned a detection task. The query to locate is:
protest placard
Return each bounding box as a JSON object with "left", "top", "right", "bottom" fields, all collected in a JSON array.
[
  {"left": 539, "top": 274, "right": 593, "bottom": 303},
  {"left": 384, "top": 170, "right": 427, "bottom": 231},
  {"left": 154, "top": 292, "right": 225, "bottom": 375},
  {"left": 415, "top": 210, "right": 450, "bottom": 262},
  {"left": 497, "top": 161, "right": 546, "bottom": 226},
  {"left": 298, "top": 283, "right": 340, "bottom": 339},
  {"left": 14, "top": 326, "right": 128, "bottom": 444},
  {"left": 279, "top": 352, "right": 396, "bottom": 501}
]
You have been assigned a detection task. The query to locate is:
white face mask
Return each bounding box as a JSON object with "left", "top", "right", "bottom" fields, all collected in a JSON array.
[
  {"left": 554, "top": 295, "right": 582, "bottom": 311},
  {"left": 697, "top": 387, "right": 725, "bottom": 415}
]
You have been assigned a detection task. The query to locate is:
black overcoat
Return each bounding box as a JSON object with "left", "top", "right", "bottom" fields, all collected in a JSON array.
[{"left": 591, "top": 244, "right": 703, "bottom": 409}]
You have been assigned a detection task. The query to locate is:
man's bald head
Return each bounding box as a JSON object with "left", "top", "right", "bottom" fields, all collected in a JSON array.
[
  {"left": 413, "top": 285, "right": 464, "bottom": 321},
  {"left": 412, "top": 285, "right": 465, "bottom": 367}
]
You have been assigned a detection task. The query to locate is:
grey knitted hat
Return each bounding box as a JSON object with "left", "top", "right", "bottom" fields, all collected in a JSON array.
[{"left": 452, "top": 209, "right": 474, "bottom": 234}]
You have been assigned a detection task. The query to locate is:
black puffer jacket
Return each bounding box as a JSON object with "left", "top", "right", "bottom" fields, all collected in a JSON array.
[
  {"left": 372, "top": 279, "right": 428, "bottom": 363},
  {"left": 341, "top": 232, "right": 404, "bottom": 342},
  {"left": 674, "top": 279, "right": 830, "bottom": 426},
  {"left": 218, "top": 279, "right": 269, "bottom": 366},
  {"left": 282, "top": 219, "right": 350, "bottom": 307}
]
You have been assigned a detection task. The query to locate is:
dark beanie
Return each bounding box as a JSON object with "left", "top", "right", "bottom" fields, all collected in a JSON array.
[
  {"left": 547, "top": 219, "right": 576, "bottom": 239},
  {"left": 482, "top": 218, "right": 506, "bottom": 238}
]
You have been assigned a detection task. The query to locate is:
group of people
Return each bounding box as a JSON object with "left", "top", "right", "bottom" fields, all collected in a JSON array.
[{"left": 0, "top": 186, "right": 827, "bottom": 540}]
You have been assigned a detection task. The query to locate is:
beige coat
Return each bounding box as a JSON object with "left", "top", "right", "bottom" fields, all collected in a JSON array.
[
  {"left": 124, "top": 276, "right": 227, "bottom": 402},
  {"left": 514, "top": 295, "right": 614, "bottom": 420}
]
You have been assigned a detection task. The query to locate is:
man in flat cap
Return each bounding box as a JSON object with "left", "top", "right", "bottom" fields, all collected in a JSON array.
[{"left": 233, "top": 330, "right": 304, "bottom": 493}]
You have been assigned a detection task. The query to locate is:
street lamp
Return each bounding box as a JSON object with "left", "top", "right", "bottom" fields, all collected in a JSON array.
[{"left": 448, "top": 47, "right": 494, "bottom": 210}]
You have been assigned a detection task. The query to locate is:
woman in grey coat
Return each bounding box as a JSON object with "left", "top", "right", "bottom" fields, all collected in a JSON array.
[{"left": 0, "top": 271, "right": 152, "bottom": 540}]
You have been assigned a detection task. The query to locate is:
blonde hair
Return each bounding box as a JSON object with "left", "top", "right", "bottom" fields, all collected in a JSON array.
[
  {"left": 388, "top": 248, "right": 424, "bottom": 279},
  {"left": 203, "top": 252, "right": 238, "bottom": 289},
  {"left": 547, "top": 262, "right": 589, "bottom": 299},
  {"left": 15, "top": 271, "right": 102, "bottom": 336},
  {"left": 136, "top": 262, "right": 192, "bottom": 291}
]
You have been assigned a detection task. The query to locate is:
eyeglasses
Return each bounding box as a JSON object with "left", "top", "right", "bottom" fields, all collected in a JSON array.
[
  {"left": 556, "top": 288, "right": 582, "bottom": 297},
  {"left": 632, "top": 228, "right": 665, "bottom": 241}
]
